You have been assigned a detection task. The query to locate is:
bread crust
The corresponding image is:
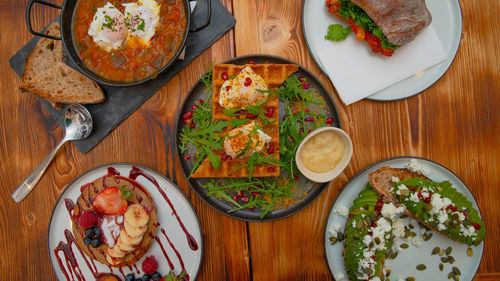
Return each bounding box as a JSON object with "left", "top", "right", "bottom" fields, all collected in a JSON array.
[{"left": 351, "top": 0, "right": 431, "bottom": 46}]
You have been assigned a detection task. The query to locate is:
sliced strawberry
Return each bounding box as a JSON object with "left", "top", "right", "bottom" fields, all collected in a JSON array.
[{"left": 92, "top": 187, "right": 128, "bottom": 215}]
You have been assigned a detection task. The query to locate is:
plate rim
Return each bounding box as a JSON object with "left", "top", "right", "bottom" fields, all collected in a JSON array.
[
  {"left": 322, "top": 156, "right": 485, "bottom": 280},
  {"left": 301, "top": 0, "right": 463, "bottom": 102},
  {"left": 47, "top": 162, "right": 204, "bottom": 281},
  {"left": 174, "top": 53, "right": 342, "bottom": 222}
]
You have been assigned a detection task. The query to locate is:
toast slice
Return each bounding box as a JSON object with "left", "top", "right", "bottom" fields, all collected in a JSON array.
[{"left": 369, "top": 166, "right": 485, "bottom": 246}]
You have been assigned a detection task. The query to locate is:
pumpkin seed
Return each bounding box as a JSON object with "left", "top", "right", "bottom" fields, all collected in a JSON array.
[
  {"left": 441, "top": 257, "right": 449, "bottom": 263},
  {"left": 424, "top": 203, "right": 433, "bottom": 212},
  {"left": 467, "top": 247, "right": 473, "bottom": 257},
  {"left": 446, "top": 247, "right": 452, "bottom": 255},
  {"left": 337, "top": 231, "right": 344, "bottom": 241},
  {"left": 366, "top": 217, "right": 372, "bottom": 226},
  {"left": 453, "top": 275, "right": 459, "bottom": 281},
  {"left": 356, "top": 222, "right": 363, "bottom": 229},
  {"left": 448, "top": 272, "right": 454, "bottom": 279},
  {"left": 409, "top": 224, "right": 414, "bottom": 229},
  {"left": 369, "top": 242, "right": 374, "bottom": 248},
  {"left": 375, "top": 237, "right": 381, "bottom": 244},
  {"left": 452, "top": 267, "right": 461, "bottom": 275},
  {"left": 329, "top": 237, "right": 337, "bottom": 245},
  {"left": 432, "top": 247, "right": 440, "bottom": 255},
  {"left": 416, "top": 264, "right": 427, "bottom": 271},
  {"left": 439, "top": 249, "right": 445, "bottom": 256},
  {"left": 401, "top": 189, "right": 410, "bottom": 196},
  {"left": 439, "top": 263, "right": 444, "bottom": 271},
  {"left": 423, "top": 232, "right": 433, "bottom": 241},
  {"left": 385, "top": 269, "right": 391, "bottom": 277},
  {"left": 400, "top": 243, "right": 409, "bottom": 249},
  {"left": 409, "top": 231, "right": 417, "bottom": 237},
  {"left": 406, "top": 277, "right": 415, "bottom": 281},
  {"left": 448, "top": 256, "right": 455, "bottom": 264},
  {"left": 401, "top": 214, "right": 408, "bottom": 218}
]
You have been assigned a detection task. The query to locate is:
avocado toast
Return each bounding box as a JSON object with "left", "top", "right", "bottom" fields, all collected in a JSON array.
[
  {"left": 344, "top": 183, "right": 405, "bottom": 281},
  {"left": 369, "top": 166, "right": 486, "bottom": 246}
]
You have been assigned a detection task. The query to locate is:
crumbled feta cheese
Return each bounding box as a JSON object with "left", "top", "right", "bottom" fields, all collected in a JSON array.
[
  {"left": 392, "top": 219, "right": 405, "bottom": 239},
  {"left": 409, "top": 192, "right": 420, "bottom": 203},
  {"left": 429, "top": 194, "right": 453, "bottom": 215},
  {"left": 407, "top": 159, "right": 429, "bottom": 175},
  {"left": 396, "top": 184, "right": 408, "bottom": 196},
  {"left": 411, "top": 237, "right": 422, "bottom": 247},
  {"left": 453, "top": 211, "right": 466, "bottom": 222},
  {"left": 336, "top": 203, "right": 349, "bottom": 217},
  {"left": 335, "top": 272, "right": 345, "bottom": 281},
  {"left": 352, "top": 220, "right": 357, "bottom": 228},
  {"left": 437, "top": 223, "right": 447, "bottom": 231},
  {"left": 460, "top": 224, "right": 477, "bottom": 237},
  {"left": 381, "top": 203, "right": 405, "bottom": 220},
  {"left": 437, "top": 210, "right": 448, "bottom": 224},
  {"left": 391, "top": 176, "right": 400, "bottom": 183},
  {"left": 371, "top": 277, "right": 381, "bottom": 281},
  {"left": 329, "top": 224, "right": 342, "bottom": 236},
  {"left": 421, "top": 228, "right": 427, "bottom": 235}
]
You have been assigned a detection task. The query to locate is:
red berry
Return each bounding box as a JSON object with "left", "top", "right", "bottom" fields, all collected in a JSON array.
[
  {"left": 221, "top": 154, "right": 231, "bottom": 161},
  {"left": 183, "top": 118, "right": 190, "bottom": 125},
  {"left": 267, "top": 144, "right": 274, "bottom": 154},
  {"left": 232, "top": 195, "right": 238, "bottom": 202},
  {"left": 198, "top": 99, "right": 204, "bottom": 104},
  {"left": 267, "top": 167, "right": 276, "bottom": 173},
  {"left": 248, "top": 60, "right": 255, "bottom": 65},
  {"left": 92, "top": 187, "right": 128, "bottom": 215},
  {"left": 237, "top": 191, "right": 243, "bottom": 197},
  {"left": 293, "top": 175, "right": 299, "bottom": 180},
  {"left": 264, "top": 107, "right": 274, "bottom": 118},
  {"left": 246, "top": 113, "right": 257, "bottom": 119},
  {"left": 302, "top": 82, "right": 310, "bottom": 89},
  {"left": 184, "top": 155, "right": 191, "bottom": 160},
  {"left": 192, "top": 104, "right": 198, "bottom": 111},
  {"left": 241, "top": 196, "right": 249, "bottom": 203},
  {"left": 472, "top": 223, "right": 481, "bottom": 230},
  {"left": 221, "top": 72, "right": 228, "bottom": 80},
  {"left": 249, "top": 206, "right": 255, "bottom": 210},
  {"left": 182, "top": 111, "right": 193, "bottom": 119},
  {"left": 78, "top": 211, "right": 97, "bottom": 228},
  {"left": 303, "top": 108, "right": 310, "bottom": 112},
  {"left": 244, "top": 77, "right": 252, "bottom": 86},
  {"left": 225, "top": 85, "right": 232, "bottom": 91},
  {"left": 298, "top": 77, "right": 305, "bottom": 82},
  {"left": 193, "top": 156, "right": 198, "bottom": 162},
  {"left": 252, "top": 192, "right": 260, "bottom": 197},
  {"left": 142, "top": 255, "right": 158, "bottom": 274},
  {"left": 325, "top": 117, "right": 333, "bottom": 125},
  {"left": 305, "top": 117, "right": 314, "bottom": 122},
  {"left": 189, "top": 121, "right": 195, "bottom": 129}
]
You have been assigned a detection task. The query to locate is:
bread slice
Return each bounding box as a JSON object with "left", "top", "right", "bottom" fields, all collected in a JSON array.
[
  {"left": 369, "top": 166, "right": 426, "bottom": 200},
  {"left": 22, "top": 62, "right": 105, "bottom": 104},
  {"left": 21, "top": 21, "right": 104, "bottom": 106}
]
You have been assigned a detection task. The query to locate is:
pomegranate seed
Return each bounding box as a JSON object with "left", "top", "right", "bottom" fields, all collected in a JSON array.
[
  {"left": 305, "top": 117, "right": 314, "bottom": 122},
  {"left": 198, "top": 99, "right": 204, "bottom": 104},
  {"left": 237, "top": 191, "right": 243, "bottom": 197},
  {"left": 267, "top": 144, "right": 274, "bottom": 154},
  {"left": 472, "top": 223, "right": 481, "bottom": 230},
  {"left": 249, "top": 206, "right": 255, "bottom": 210},
  {"left": 267, "top": 167, "right": 276, "bottom": 173},
  {"left": 304, "top": 108, "right": 310, "bottom": 112},
  {"left": 189, "top": 121, "right": 195, "bottom": 129},
  {"left": 244, "top": 77, "right": 252, "bottom": 86},
  {"left": 325, "top": 117, "right": 333, "bottom": 125},
  {"left": 303, "top": 82, "right": 310, "bottom": 89},
  {"left": 183, "top": 111, "right": 194, "bottom": 119},
  {"left": 293, "top": 175, "right": 299, "bottom": 180},
  {"left": 232, "top": 195, "right": 238, "bottom": 201},
  {"left": 184, "top": 155, "right": 191, "bottom": 160},
  {"left": 221, "top": 154, "right": 231, "bottom": 161},
  {"left": 248, "top": 187, "right": 253, "bottom": 191},
  {"left": 252, "top": 192, "right": 260, "bottom": 197},
  {"left": 298, "top": 77, "right": 305, "bottom": 82},
  {"left": 248, "top": 60, "right": 255, "bottom": 65},
  {"left": 246, "top": 113, "right": 257, "bottom": 119},
  {"left": 308, "top": 129, "right": 312, "bottom": 133},
  {"left": 291, "top": 105, "right": 297, "bottom": 115},
  {"left": 225, "top": 85, "right": 232, "bottom": 91},
  {"left": 192, "top": 104, "right": 198, "bottom": 110},
  {"left": 241, "top": 196, "right": 249, "bottom": 203},
  {"left": 193, "top": 156, "right": 198, "bottom": 162},
  {"left": 221, "top": 72, "right": 228, "bottom": 80}
]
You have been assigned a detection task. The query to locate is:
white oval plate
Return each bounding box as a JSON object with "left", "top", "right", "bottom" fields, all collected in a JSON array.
[
  {"left": 48, "top": 163, "right": 203, "bottom": 280},
  {"left": 302, "top": 0, "right": 462, "bottom": 101},
  {"left": 323, "top": 157, "right": 484, "bottom": 281}
]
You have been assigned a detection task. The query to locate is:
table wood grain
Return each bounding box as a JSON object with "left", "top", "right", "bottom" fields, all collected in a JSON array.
[{"left": 0, "top": 0, "right": 498, "bottom": 280}]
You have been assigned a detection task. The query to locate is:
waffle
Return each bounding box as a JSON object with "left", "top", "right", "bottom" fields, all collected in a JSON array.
[
  {"left": 71, "top": 175, "right": 157, "bottom": 267},
  {"left": 191, "top": 63, "right": 298, "bottom": 178}
]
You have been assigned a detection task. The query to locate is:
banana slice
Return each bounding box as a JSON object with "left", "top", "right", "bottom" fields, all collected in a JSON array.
[
  {"left": 119, "top": 226, "right": 143, "bottom": 246},
  {"left": 107, "top": 246, "right": 126, "bottom": 258},
  {"left": 106, "top": 254, "right": 122, "bottom": 266},
  {"left": 124, "top": 204, "right": 150, "bottom": 228},
  {"left": 124, "top": 219, "right": 147, "bottom": 238}
]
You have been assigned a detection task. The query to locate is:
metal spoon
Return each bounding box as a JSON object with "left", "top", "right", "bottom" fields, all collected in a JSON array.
[{"left": 11, "top": 104, "right": 93, "bottom": 203}]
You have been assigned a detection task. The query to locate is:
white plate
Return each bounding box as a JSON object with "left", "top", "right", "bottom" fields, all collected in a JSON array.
[
  {"left": 323, "top": 157, "right": 484, "bottom": 281},
  {"left": 302, "top": 0, "right": 462, "bottom": 101},
  {"left": 48, "top": 163, "right": 203, "bottom": 280}
]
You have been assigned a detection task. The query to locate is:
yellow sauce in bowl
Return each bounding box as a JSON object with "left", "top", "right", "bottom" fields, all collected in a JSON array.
[{"left": 299, "top": 130, "right": 345, "bottom": 173}]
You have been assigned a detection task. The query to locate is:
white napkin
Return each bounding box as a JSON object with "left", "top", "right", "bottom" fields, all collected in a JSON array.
[
  {"left": 315, "top": 23, "right": 446, "bottom": 105},
  {"left": 178, "top": 1, "right": 197, "bottom": 60}
]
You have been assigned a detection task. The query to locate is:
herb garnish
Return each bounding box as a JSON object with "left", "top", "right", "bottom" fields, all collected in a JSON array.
[
  {"left": 120, "top": 185, "right": 132, "bottom": 200},
  {"left": 325, "top": 24, "right": 352, "bottom": 41},
  {"left": 102, "top": 15, "right": 117, "bottom": 31},
  {"left": 137, "top": 18, "right": 146, "bottom": 31}
]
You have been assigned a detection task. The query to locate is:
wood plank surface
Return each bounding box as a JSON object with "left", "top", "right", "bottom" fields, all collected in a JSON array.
[{"left": 0, "top": 0, "right": 498, "bottom": 280}]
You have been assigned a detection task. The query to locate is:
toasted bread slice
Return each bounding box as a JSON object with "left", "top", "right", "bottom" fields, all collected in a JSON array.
[{"left": 369, "top": 166, "right": 426, "bottom": 200}]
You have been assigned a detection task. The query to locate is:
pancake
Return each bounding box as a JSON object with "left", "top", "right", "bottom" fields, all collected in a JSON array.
[{"left": 71, "top": 175, "right": 158, "bottom": 267}]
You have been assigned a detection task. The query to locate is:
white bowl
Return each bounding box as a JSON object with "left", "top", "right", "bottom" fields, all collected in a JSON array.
[{"left": 295, "top": 127, "right": 353, "bottom": 183}]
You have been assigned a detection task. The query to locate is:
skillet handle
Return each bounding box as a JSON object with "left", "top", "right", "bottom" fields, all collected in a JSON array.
[
  {"left": 26, "top": 0, "right": 62, "bottom": 40},
  {"left": 189, "top": 0, "right": 212, "bottom": 32}
]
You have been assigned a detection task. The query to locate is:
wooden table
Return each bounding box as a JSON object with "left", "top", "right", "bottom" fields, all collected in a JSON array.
[{"left": 1, "top": 0, "right": 499, "bottom": 280}]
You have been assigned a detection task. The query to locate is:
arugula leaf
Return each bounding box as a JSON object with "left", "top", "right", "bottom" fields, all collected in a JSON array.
[
  {"left": 230, "top": 118, "right": 250, "bottom": 128},
  {"left": 325, "top": 24, "right": 352, "bottom": 41}
]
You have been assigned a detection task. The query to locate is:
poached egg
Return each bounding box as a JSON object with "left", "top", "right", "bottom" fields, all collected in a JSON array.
[
  {"left": 123, "top": 0, "right": 161, "bottom": 47},
  {"left": 223, "top": 121, "right": 272, "bottom": 158},
  {"left": 219, "top": 67, "right": 269, "bottom": 109},
  {"left": 88, "top": 2, "right": 128, "bottom": 52}
]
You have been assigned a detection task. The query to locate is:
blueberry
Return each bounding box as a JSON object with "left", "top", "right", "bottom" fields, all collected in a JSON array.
[
  {"left": 93, "top": 226, "right": 102, "bottom": 236},
  {"left": 142, "top": 274, "right": 151, "bottom": 281},
  {"left": 91, "top": 237, "right": 102, "bottom": 248},
  {"left": 151, "top": 272, "right": 161, "bottom": 281},
  {"left": 125, "top": 273, "right": 136, "bottom": 281},
  {"left": 84, "top": 228, "right": 94, "bottom": 238},
  {"left": 83, "top": 237, "right": 92, "bottom": 245}
]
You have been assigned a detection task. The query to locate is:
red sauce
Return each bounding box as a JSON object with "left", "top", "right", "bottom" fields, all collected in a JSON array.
[{"left": 72, "top": 0, "right": 187, "bottom": 82}]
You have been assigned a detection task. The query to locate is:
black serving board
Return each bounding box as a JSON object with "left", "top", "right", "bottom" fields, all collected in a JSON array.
[
  {"left": 9, "top": 0, "right": 235, "bottom": 154},
  {"left": 175, "top": 54, "right": 343, "bottom": 221}
]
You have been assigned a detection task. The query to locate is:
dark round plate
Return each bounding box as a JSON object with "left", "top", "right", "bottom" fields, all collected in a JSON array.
[{"left": 175, "top": 54, "right": 342, "bottom": 221}]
